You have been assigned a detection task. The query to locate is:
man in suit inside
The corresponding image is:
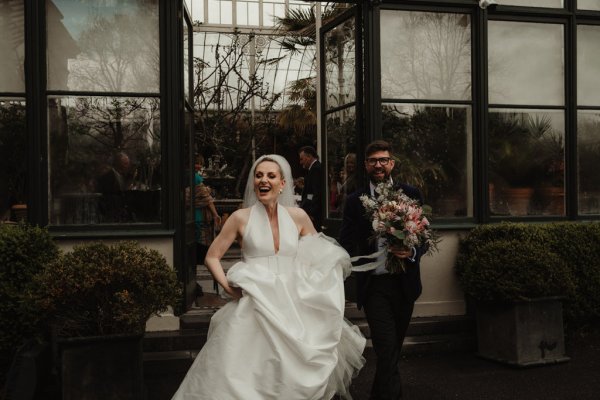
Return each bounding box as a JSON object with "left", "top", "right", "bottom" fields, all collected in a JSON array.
[
  {"left": 339, "top": 140, "right": 425, "bottom": 400},
  {"left": 298, "top": 145, "right": 323, "bottom": 231}
]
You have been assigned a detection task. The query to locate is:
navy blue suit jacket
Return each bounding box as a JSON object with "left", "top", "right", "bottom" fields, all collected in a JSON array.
[
  {"left": 339, "top": 182, "right": 424, "bottom": 309},
  {"left": 300, "top": 160, "right": 322, "bottom": 229}
]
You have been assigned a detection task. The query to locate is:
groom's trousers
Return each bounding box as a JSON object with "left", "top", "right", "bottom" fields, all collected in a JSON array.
[{"left": 364, "top": 274, "right": 415, "bottom": 400}]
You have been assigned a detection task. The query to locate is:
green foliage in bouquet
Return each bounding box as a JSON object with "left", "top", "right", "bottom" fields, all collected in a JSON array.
[
  {"left": 34, "top": 241, "right": 181, "bottom": 337},
  {"left": 0, "top": 223, "right": 59, "bottom": 353}
]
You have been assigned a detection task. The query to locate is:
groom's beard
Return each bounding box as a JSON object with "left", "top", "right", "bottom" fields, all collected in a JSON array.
[{"left": 368, "top": 168, "right": 391, "bottom": 184}]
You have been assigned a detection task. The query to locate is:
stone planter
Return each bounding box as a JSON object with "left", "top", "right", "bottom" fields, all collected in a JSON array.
[
  {"left": 57, "top": 333, "right": 144, "bottom": 400},
  {"left": 476, "top": 296, "right": 569, "bottom": 367}
]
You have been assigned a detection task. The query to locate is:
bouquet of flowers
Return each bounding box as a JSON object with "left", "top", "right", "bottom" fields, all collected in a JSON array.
[{"left": 359, "top": 182, "right": 439, "bottom": 273}]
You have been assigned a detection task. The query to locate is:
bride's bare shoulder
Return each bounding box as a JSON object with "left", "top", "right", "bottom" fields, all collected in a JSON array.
[{"left": 230, "top": 207, "right": 251, "bottom": 223}]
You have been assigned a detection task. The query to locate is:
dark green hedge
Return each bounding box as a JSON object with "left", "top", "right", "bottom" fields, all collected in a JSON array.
[
  {"left": 0, "top": 223, "right": 59, "bottom": 353},
  {"left": 34, "top": 241, "right": 182, "bottom": 337},
  {"left": 456, "top": 222, "right": 600, "bottom": 327}
]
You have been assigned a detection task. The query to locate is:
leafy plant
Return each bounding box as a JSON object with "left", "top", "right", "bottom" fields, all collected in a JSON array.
[
  {"left": 33, "top": 241, "right": 181, "bottom": 337},
  {"left": 489, "top": 113, "right": 563, "bottom": 188},
  {"left": 0, "top": 223, "right": 59, "bottom": 353},
  {"left": 456, "top": 222, "right": 600, "bottom": 329}
]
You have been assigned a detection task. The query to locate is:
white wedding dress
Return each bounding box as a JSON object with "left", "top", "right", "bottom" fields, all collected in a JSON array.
[{"left": 171, "top": 203, "right": 366, "bottom": 400}]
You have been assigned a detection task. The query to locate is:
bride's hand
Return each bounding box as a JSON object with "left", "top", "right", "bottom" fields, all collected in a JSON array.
[{"left": 225, "top": 286, "right": 243, "bottom": 300}]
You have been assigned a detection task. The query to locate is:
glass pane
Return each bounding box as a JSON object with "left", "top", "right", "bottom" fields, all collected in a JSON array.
[
  {"left": 47, "top": 0, "right": 159, "bottom": 93},
  {"left": 192, "top": 0, "right": 205, "bottom": 24},
  {"left": 184, "top": 18, "right": 191, "bottom": 102},
  {"left": 501, "top": 0, "right": 563, "bottom": 7},
  {"left": 488, "top": 21, "right": 564, "bottom": 106},
  {"left": 324, "top": 17, "right": 356, "bottom": 110},
  {"left": 237, "top": 2, "right": 248, "bottom": 25},
  {"left": 382, "top": 104, "right": 472, "bottom": 219},
  {"left": 488, "top": 110, "right": 565, "bottom": 217},
  {"left": 0, "top": 99, "right": 27, "bottom": 222},
  {"left": 184, "top": 110, "right": 194, "bottom": 223},
  {"left": 0, "top": 3, "right": 25, "bottom": 92},
  {"left": 48, "top": 96, "right": 161, "bottom": 225},
  {"left": 578, "top": 25, "right": 600, "bottom": 106},
  {"left": 220, "top": 0, "right": 232, "bottom": 25},
  {"left": 579, "top": 0, "right": 600, "bottom": 10},
  {"left": 248, "top": 3, "right": 259, "bottom": 26},
  {"left": 380, "top": 11, "right": 471, "bottom": 101},
  {"left": 325, "top": 107, "right": 357, "bottom": 219},
  {"left": 578, "top": 111, "right": 600, "bottom": 215},
  {"left": 208, "top": 0, "right": 221, "bottom": 23}
]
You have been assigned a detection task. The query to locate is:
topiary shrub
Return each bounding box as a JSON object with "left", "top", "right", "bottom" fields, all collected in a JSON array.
[
  {"left": 33, "top": 241, "right": 181, "bottom": 337},
  {"left": 544, "top": 222, "right": 600, "bottom": 325},
  {"left": 456, "top": 222, "right": 600, "bottom": 329},
  {"left": 457, "top": 238, "right": 575, "bottom": 304},
  {"left": 0, "top": 223, "right": 59, "bottom": 353}
]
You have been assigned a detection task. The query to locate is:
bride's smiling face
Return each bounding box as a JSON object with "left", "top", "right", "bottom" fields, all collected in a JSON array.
[{"left": 254, "top": 160, "right": 285, "bottom": 204}]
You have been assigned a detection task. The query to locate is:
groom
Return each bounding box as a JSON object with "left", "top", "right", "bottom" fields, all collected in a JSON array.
[{"left": 339, "top": 140, "right": 425, "bottom": 400}]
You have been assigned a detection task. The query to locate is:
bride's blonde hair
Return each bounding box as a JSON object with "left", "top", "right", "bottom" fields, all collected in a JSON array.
[{"left": 243, "top": 154, "right": 296, "bottom": 208}]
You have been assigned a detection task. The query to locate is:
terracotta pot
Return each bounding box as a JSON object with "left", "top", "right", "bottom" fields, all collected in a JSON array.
[{"left": 502, "top": 187, "right": 534, "bottom": 216}]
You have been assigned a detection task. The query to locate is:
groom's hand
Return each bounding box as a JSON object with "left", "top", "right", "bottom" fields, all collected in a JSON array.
[{"left": 389, "top": 245, "right": 413, "bottom": 260}]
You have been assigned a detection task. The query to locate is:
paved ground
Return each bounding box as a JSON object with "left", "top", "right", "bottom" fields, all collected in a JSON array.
[{"left": 347, "top": 333, "right": 600, "bottom": 400}]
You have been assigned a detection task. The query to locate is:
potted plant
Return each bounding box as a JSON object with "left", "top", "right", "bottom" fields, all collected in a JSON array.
[
  {"left": 0, "top": 223, "right": 59, "bottom": 398},
  {"left": 489, "top": 114, "right": 563, "bottom": 216},
  {"left": 33, "top": 241, "right": 181, "bottom": 400},
  {"left": 0, "top": 102, "right": 28, "bottom": 221},
  {"left": 456, "top": 223, "right": 575, "bottom": 367}
]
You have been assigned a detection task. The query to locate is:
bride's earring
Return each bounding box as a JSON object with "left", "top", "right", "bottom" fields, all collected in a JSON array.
[{"left": 279, "top": 189, "right": 283, "bottom": 194}]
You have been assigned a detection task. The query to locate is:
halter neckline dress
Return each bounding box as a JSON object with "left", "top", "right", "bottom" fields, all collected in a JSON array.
[{"left": 171, "top": 203, "right": 365, "bottom": 400}]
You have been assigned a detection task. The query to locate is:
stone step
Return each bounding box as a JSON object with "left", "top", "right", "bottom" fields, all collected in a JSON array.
[
  {"left": 147, "top": 309, "right": 474, "bottom": 355},
  {"left": 142, "top": 333, "right": 475, "bottom": 399}
]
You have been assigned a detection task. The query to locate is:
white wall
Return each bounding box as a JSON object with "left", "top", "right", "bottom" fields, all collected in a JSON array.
[{"left": 414, "top": 230, "right": 467, "bottom": 317}]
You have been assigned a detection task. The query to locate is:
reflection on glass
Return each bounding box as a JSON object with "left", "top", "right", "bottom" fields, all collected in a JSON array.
[
  {"left": 324, "top": 17, "right": 356, "bottom": 110},
  {"left": 382, "top": 104, "right": 471, "bottom": 219},
  {"left": 184, "top": 18, "right": 191, "bottom": 101},
  {"left": 578, "top": 25, "right": 600, "bottom": 106},
  {"left": 0, "top": 99, "right": 27, "bottom": 222},
  {"left": 48, "top": 96, "right": 161, "bottom": 225},
  {"left": 0, "top": 3, "right": 25, "bottom": 92},
  {"left": 488, "top": 110, "right": 565, "bottom": 217},
  {"left": 488, "top": 21, "right": 564, "bottom": 106},
  {"left": 501, "top": 0, "right": 563, "bottom": 7},
  {"left": 380, "top": 11, "right": 471, "bottom": 101},
  {"left": 325, "top": 107, "right": 356, "bottom": 219},
  {"left": 579, "top": 0, "right": 600, "bottom": 10},
  {"left": 185, "top": 110, "right": 194, "bottom": 223},
  {"left": 577, "top": 111, "right": 600, "bottom": 215},
  {"left": 47, "top": 0, "right": 159, "bottom": 92}
]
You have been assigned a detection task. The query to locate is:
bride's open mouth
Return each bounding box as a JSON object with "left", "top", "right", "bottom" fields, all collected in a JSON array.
[{"left": 258, "top": 186, "right": 271, "bottom": 193}]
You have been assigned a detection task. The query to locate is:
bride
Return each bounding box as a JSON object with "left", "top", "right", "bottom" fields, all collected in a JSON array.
[{"left": 171, "top": 154, "right": 366, "bottom": 400}]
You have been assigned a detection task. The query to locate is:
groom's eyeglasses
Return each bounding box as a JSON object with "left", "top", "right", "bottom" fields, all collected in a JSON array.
[{"left": 366, "top": 157, "right": 392, "bottom": 166}]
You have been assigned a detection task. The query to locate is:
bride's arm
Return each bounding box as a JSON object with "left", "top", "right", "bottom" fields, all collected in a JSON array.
[
  {"left": 204, "top": 210, "right": 246, "bottom": 299},
  {"left": 287, "top": 207, "right": 317, "bottom": 236}
]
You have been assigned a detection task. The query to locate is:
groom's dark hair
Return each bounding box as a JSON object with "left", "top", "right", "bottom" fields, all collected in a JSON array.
[{"left": 365, "top": 140, "right": 393, "bottom": 158}]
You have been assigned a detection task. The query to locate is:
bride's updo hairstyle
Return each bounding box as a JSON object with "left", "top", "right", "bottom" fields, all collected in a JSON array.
[{"left": 243, "top": 154, "right": 296, "bottom": 208}]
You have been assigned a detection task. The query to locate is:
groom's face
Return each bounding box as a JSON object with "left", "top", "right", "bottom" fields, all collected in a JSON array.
[{"left": 365, "top": 150, "right": 395, "bottom": 183}]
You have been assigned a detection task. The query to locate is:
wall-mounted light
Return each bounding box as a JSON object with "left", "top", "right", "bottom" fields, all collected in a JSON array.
[{"left": 479, "top": 0, "right": 498, "bottom": 9}]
